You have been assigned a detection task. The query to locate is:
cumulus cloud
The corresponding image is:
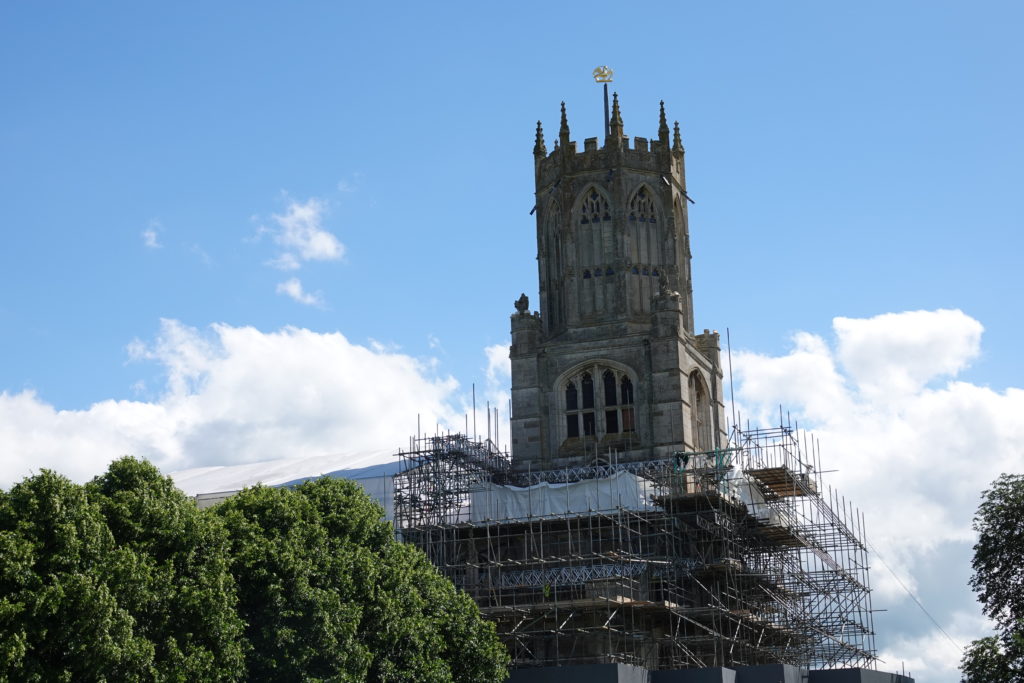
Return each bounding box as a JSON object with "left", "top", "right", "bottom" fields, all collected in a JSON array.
[
  {"left": 0, "top": 320, "right": 460, "bottom": 489},
  {"left": 276, "top": 277, "right": 324, "bottom": 307},
  {"left": 834, "top": 309, "right": 983, "bottom": 399},
  {"left": 732, "top": 309, "right": 1024, "bottom": 681},
  {"left": 266, "top": 197, "right": 344, "bottom": 267},
  {"left": 484, "top": 343, "right": 511, "bottom": 386}
]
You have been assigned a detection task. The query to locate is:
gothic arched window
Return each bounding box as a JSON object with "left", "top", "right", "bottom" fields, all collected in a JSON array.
[
  {"left": 688, "top": 371, "right": 713, "bottom": 452},
  {"left": 627, "top": 186, "right": 659, "bottom": 284},
  {"left": 577, "top": 188, "right": 611, "bottom": 271},
  {"left": 562, "top": 366, "right": 636, "bottom": 443}
]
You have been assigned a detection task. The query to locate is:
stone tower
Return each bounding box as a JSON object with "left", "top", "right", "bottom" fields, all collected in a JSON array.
[{"left": 510, "top": 96, "right": 728, "bottom": 471}]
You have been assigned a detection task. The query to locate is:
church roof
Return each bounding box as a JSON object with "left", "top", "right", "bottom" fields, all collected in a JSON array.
[{"left": 170, "top": 447, "right": 404, "bottom": 496}]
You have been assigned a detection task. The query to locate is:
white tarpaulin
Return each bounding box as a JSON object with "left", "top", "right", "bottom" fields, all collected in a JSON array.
[
  {"left": 730, "top": 473, "right": 792, "bottom": 528},
  {"left": 469, "top": 471, "right": 655, "bottom": 522}
]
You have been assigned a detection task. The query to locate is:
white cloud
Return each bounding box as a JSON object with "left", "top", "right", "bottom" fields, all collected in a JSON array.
[
  {"left": 877, "top": 610, "right": 987, "bottom": 681},
  {"left": 269, "top": 197, "right": 344, "bottom": 266},
  {"left": 732, "top": 308, "right": 1024, "bottom": 680},
  {"left": 141, "top": 220, "right": 162, "bottom": 249},
  {"left": 834, "top": 309, "right": 983, "bottom": 399},
  {"left": 0, "top": 320, "right": 460, "bottom": 489},
  {"left": 276, "top": 277, "right": 324, "bottom": 307},
  {"left": 484, "top": 343, "right": 511, "bottom": 385}
]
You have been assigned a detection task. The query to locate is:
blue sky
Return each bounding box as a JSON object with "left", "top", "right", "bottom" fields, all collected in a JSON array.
[{"left": 2, "top": 2, "right": 1022, "bottom": 679}]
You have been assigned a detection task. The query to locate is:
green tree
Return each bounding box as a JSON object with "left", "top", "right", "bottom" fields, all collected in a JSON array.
[
  {"left": 0, "top": 459, "right": 246, "bottom": 681},
  {"left": 87, "top": 457, "right": 247, "bottom": 680},
  {"left": 215, "top": 476, "right": 509, "bottom": 682},
  {"left": 961, "top": 474, "right": 1024, "bottom": 681},
  {"left": 1, "top": 460, "right": 508, "bottom": 682},
  {"left": 0, "top": 469, "right": 154, "bottom": 680}
]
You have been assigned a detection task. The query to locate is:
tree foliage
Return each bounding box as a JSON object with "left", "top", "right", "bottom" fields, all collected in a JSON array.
[
  {"left": 0, "top": 459, "right": 245, "bottom": 681},
  {"left": 0, "top": 458, "right": 508, "bottom": 682},
  {"left": 215, "top": 476, "right": 509, "bottom": 681},
  {"left": 961, "top": 473, "right": 1024, "bottom": 681}
]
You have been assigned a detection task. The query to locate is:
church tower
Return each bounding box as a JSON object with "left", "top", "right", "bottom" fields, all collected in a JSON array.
[{"left": 510, "top": 96, "right": 728, "bottom": 471}]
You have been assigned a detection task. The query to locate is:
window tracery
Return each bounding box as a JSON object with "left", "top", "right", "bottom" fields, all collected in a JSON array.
[
  {"left": 628, "top": 186, "right": 657, "bottom": 223},
  {"left": 579, "top": 189, "right": 611, "bottom": 225},
  {"left": 563, "top": 365, "right": 636, "bottom": 443}
]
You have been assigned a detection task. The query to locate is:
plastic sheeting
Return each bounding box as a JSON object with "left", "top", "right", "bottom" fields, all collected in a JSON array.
[
  {"left": 730, "top": 473, "right": 792, "bottom": 528},
  {"left": 469, "top": 471, "right": 656, "bottom": 522}
]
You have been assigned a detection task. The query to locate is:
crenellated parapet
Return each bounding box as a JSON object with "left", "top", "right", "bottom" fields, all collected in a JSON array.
[
  {"left": 694, "top": 328, "right": 721, "bottom": 366},
  {"left": 534, "top": 98, "right": 686, "bottom": 191}
]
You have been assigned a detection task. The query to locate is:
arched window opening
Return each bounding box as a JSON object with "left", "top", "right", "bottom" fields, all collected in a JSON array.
[
  {"left": 577, "top": 189, "right": 611, "bottom": 276},
  {"left": 627, "top": 186, "right": 660, "bottom": 292},
  {"left": 688, "top": 371, "right": 712, "bottom": 452},
  {"left": 561, "top": 366, "right": 637, "bottom": 445}
]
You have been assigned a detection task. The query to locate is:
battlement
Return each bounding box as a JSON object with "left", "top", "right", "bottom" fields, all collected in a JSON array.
[{"left": 533, "top": 96, "right": 685, "bottom": 189}]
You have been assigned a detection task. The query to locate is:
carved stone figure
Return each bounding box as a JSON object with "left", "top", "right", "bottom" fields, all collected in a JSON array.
[{"left": 515, "top": 293, "right": 529, "bottom": 314}]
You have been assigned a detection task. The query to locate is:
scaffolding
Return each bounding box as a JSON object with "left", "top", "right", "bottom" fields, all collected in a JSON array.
[{"left": 393, "top": 425, "right": 876, "bottom": 672}]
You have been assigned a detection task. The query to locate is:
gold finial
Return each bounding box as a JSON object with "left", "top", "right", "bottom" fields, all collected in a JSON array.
[{"left": 592, "top": 65, "right": 614, "bottom": 83}]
